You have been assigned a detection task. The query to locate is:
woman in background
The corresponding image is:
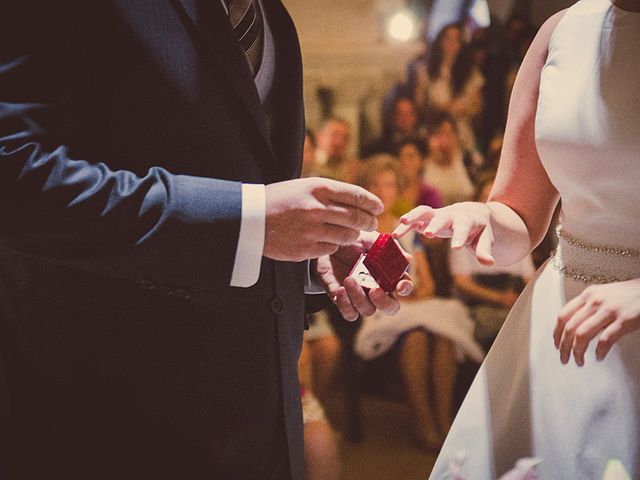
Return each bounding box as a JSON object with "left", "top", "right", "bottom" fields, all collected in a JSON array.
[
  {"left": 413, "top": 23, "right": 485, "bottom": 161},
  {"left": 424, "top": 114, "right": 476, "bottom": 206},
  {"left": 393, "top": 138, "right": 444, "bottom": 218},
  {"left": 355, "top": 156, "right": 484, "bottom": 451}
]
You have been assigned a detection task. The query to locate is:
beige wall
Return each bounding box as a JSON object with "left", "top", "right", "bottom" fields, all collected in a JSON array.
[{"left": 284, "top": 0, "right": 423, "bottom": 155}]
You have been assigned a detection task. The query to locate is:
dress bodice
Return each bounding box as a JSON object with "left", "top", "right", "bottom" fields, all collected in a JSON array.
[{"left": 535, "top": 0, "right": 640, "bottom": 250}]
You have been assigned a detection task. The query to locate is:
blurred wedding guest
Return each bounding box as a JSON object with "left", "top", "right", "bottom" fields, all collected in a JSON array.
[
  {"left": 302, "top": 128, "right": 342, "bottom": 400},
  {"left": 364, "top": 95, "right": 422, "bottom": 157},
  {"left": 392, "top": 138, "right": 444, "bottom": 218},
  {"left": 304, "top": 308, "right": 341, "bottom": 402},
  {"left": 450, "top": 176, "right": 535, "bottom": 350},
  {"left": 469, "top": 39, "right": 489, "bottom": 77},
  {"left": 315, "top": 117, "right": 359, "bottom": 183},
  {"left": 302, "top": 129, "right": 318, "bottom": 178},
  {"left": 298, "top": 339, "right": 340, "bottom": 480},
  {"left": 424, "top": 114, "right": 476, "bottom": 205},
  {"left": 503, "top": 29, "right": 535, "bottom": 118},
  {"left": 354, "top": 157, "right": 484, "bottom": 451},
  {"left": 502, "top": 14, "right": 534, "bottom": 60},
  {"left": 482, "top": 14, "right": 535, "bottom": 144},
  {"left": 414, "top": 23, "right": 485, "bottom": 159},
  {"left": 394, "top": 138, "right": 451, "bottom": 297},
  {"left": 485, "top": 135, "right": 504, "bottom": 172}
]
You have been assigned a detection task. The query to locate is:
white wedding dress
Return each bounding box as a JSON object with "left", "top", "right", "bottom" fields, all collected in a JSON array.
[{"left": 429, "top": 1, "right": 640, "bottom": 478}]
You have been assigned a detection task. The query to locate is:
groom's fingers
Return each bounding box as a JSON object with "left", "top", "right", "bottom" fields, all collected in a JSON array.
[
  {"left": 368, "top": 288, "right": 401, "bottom": 316},
  {"left": 343, "top": 277, "right": 376, "bottom": 317},
  {"left": 323, "top": 204, "right": 378, "bottom": 232},
  {"left": 318, "top": 180, "right": 384, "bottom": 216},
  {"left": 308, "top": 242, "right": 341, "bottom": 260},
  {"left": 334, "top": 286, "right": 359, "bottom": 322},
  {"left": 395, "top": 276, "right": 414, "bottom": 298},
  {"left": 317, "top": 224, "right": 360, "bottom": 246}
]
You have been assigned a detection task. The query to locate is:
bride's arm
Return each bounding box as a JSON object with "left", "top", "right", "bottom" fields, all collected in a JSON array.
[
  {"left": 486, "top": 9, "right": 567, "bottom": 265},
  {"left": 397, "top": 10, "right": 567, "bottom": 267}
]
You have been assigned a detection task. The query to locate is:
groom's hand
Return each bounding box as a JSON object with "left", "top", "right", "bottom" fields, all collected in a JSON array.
[
  {"left": 264, "top": 178, "right": 383, "bottom": 262},
  {"left": 316, "top": 231, "right": 414, "bottom": 321}
]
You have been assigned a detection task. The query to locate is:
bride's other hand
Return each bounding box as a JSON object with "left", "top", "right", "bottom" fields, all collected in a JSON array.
[
  {"left": 394, "top": 202, "right": 496, "bottom": 266},
  {"left": 554, "top": 279, "right": 640, "bottom": 366}
]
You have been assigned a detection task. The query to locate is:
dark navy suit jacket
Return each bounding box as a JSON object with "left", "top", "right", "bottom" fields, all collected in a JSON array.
[{"left": 0, "top": 1, "right": 313, "bottom": 478}]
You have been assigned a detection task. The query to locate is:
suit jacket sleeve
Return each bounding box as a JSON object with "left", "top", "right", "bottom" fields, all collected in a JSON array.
[{"left": 0, "top": 3, "right": 242, "bottom": 311}]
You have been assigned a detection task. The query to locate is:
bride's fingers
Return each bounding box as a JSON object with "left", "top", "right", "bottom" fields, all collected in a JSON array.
[
  {"left": 451, "top": 218, "right": 475, "bottom": 249},
  {"left": 596, "top": 321, "right": 627, "bottom": 361},
  {"left": 393, "top": 222, "right": 416, "bottom": 238},
  {"left": 474, "top": 226, "right": 495, "bottom": 265},
  {"left": 554, "top": 294, "right": 587, "bottom": 348},
  {"left": 400, "top": 205, "right": 434, "bottom": 225},
  {"left": 423, "top": 214, "right": 453, "bottom": 238},
  {"left": 558, "top": 302, "right": 597, "bottom": 364},
  {"left": 572, "top": 309, "right": 615, "bottom": 366},
  {"left": 394, "top": 206, "right": 437, "bottom": 238}
]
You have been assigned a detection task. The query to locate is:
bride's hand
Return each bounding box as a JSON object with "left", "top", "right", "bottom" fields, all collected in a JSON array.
[
  {"left": 393, "top": 202, "right": 496, "bottom": 265},
  {"left": 554, "top": 278, "right": 640, "bottom": 366}
]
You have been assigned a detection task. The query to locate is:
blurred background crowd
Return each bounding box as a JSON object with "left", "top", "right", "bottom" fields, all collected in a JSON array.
[{"left": 285, "top": 1, "right": 573, "bottom": 478}]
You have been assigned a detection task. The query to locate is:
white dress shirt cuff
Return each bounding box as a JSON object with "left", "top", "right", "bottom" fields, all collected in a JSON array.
[
  {"left": 230, "top": 184, "right": 266, "bottom": 288},
  {"left": 304, "top": 259, "right": 327, "bottom": 294}
]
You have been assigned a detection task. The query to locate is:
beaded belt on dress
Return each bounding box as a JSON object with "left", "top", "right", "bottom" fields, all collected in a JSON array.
[{"left": 551, "top": 225, "right": 640, "bottom": 284}]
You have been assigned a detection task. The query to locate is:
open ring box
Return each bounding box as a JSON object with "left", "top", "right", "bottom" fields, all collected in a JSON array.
[{"left": 347, "top": 233, "right": 409, "bottom": 293}]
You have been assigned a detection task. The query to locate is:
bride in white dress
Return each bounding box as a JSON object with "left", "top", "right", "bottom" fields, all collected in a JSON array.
[{"left": 395, "top": 0, "right": 640, "bottom": 478}]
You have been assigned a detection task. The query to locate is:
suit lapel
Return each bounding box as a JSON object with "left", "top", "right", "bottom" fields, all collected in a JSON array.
[
  {"left": 267, "top": 0, "right": 305, "bottom": 179},
  {"left": 169, "top": 0, "right": 276, "bottom": 163}
]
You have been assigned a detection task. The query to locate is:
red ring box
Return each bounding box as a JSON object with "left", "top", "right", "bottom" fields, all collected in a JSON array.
[{"left": 348, "top": 233, "right": 409, "bottom": 293}]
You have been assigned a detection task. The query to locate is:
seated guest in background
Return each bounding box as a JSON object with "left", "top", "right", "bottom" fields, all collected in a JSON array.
[
  {"left": 364, "top": 96, "right": 423, "bottom": 157},
  {"left": 304, "top": 309, "right": 341, "bottom": 402},
  {"left": 424, "top": 113, "right": 476, "bottom": 205},
  {"left": 485, "top": 134, "right": 504, "bottom": 173},
  {"left": 468, "top": 29, "right": 490, "bottom": 75},
  {"left": 393, "top": 137, "right": 451, "bottom": 298},
  {"left": 415, "top": 23, "right": 485, "bottom": 162},
  {"left": 315, "top": 117, "right": 359, "bottom": 183},
  {"left": 302, "top": 130, "right": 340, "bottom": 399},
  {"left": 392, "top": 138, "right": 444, "bottom": 218},
  {"left": 302, "top": 127, "right": 342, "bottom": 400},
  {"left": 302, "top": 129, "right": 318, "bottom": 178},
  {"left": 450, "top": 176, "right": 535, "bottom": 350},
  {"left": 298, "top": 338, "right": 341, "bottom": 480},
  {"left": 353, "top": 157, "right": 484, "bottom": 451},
  {"left": 503, "top": 28, "right": 536, "bottom": 120}
]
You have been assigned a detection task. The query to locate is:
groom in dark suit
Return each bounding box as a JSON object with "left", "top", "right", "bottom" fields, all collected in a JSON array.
[{"left": 0, "top": 1, "right": 412, "bottom": 479}]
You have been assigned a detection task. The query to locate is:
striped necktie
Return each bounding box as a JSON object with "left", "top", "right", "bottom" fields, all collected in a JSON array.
[{"left": 223, "top": 0, "right": 264, "bottom": 76}]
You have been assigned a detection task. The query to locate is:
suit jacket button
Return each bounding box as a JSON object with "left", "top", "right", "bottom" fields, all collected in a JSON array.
[
  {"left": 175, "top": 288, "right": 192, "bottom": 300},
  {"left": 158, "top": 285, "right": 173, "bottom": 296},
  {"left": 270, "top": 297, "right": 285, "bottom": 314},
  {"left": 140, "top": 280, "right": 156, "bottom": 291}
]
